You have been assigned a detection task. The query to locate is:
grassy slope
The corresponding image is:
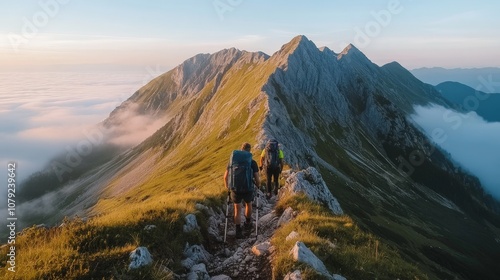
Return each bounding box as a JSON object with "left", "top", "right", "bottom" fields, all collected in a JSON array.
[
  {"left": 311, "top": 119, "right": 500, "bottom": 279},
  {"left": 1, "top": 53, "right": 434, "bottom": 279},
  {"left": 0, "top": 57, "right": 273, "bottom": 279}
]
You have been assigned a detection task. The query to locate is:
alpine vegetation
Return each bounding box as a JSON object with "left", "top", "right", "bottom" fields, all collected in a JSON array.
[{"left": 2, "top": 35, "right": 499, "bottom": 280}]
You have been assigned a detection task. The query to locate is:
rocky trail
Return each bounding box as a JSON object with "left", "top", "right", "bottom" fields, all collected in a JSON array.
[
  {"left": 174, "top": 167, "right": 345, "bottom": 280},
  {"left": 177, "top": 187, "right": 281, "bottom": 280},
  {"left": 206, "top": 190, "right": 279, "bottom": 279}
]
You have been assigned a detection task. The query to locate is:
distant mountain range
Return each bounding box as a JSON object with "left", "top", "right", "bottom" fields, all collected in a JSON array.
[
  {"left": 436, "top": 81, "right": 500, "bottom": 122},
  {"left": 411, "top": 67, "right": 500, "bottom": 93},
  {"left": 9, "top": 36, "right": 500, "bottom": 279}
]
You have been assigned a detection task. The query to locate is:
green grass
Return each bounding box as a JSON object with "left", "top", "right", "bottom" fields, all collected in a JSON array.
[
  {"left": 0, "top": 56, "right": 277, "bottom": 279},
  {"left": 0, "top": 46, "right": 454, "bottom": 280},
  {"left": 271, "top": 194, "right": 427, "bottom": 280}
]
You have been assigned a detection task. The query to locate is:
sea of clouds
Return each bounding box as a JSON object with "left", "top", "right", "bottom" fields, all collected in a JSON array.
[
  {"left": 411, "top": 104, "right": 500, "bottom": 200},
  {"left": 0, "top": 70, "right": 161, "bottom": 187},
  {"left": 0, "top": 69, "right": 175, "bottom": 238}
]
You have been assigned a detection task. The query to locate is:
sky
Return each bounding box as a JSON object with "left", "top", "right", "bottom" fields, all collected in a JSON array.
[
  {"left": 0, "top": 1, "right": 499, "bottom": 204},
  {"left": 0, "top": 0, "right": 499, "bottom": 71}
]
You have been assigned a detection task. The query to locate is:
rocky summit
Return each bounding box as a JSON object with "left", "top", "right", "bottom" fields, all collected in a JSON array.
[{"left": 8, "top": 35, "right": 500, "bottom": 280}]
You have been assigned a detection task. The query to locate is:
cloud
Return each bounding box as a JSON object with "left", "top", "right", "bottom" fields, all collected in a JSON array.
[
  {"left": 411, "top": 104, "right": 500, "bottom": 200},
  {"left": 0, "top": 70, "right": 153, "bottom": 184},
  {"left": 102, "top": 102, "right": 169, "bottom": 147}
]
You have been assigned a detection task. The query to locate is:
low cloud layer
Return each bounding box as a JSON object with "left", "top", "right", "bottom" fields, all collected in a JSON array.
[
  {"left": 411, "top": 104, "right": 500, "bottom": 200},
  {"left": 0, "top": 71, "right": 158, "bottom": 185},
  {"left": 0, "top": 70, "right": 170, "bottom": 234},
  {"left": 104, "top": 103, "right": 168, "bottom": 146}
]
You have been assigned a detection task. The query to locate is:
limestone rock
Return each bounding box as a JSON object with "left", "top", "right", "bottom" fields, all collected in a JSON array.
[
  {"left": 286, "top": 231, "right": 300, "bottom": 241},
  {"left": 211, "top": 275, "right": 231, "bottom": 280},
  {"left": 290, "top": 241, "right": 330, "bottom": 278},
  {"left": 187, "top": 263, "right": 210, "bottom": 280},
  {"left": 129, "top": 247, "right": 152, "bottom": 269},
  {"left": 282, "top": 167, "right": 343, "bottom": 215},
  {"left": 184, "top": 213, "right": 200, "bottom": 233},
  {"left": 284, "top": 270, "right": 302, "bottom": 280},
  {"left": 251, "top": 241, "right": 271, "bottom": 256},
  {"left": 278, "top": 207, "right": 296, "bottom": 227},
  {"left": 184, "top": 244, "right": 212, "bottom": 266},
  {"left": 143, "top": 224, "right": 156, "bottom": 231}
]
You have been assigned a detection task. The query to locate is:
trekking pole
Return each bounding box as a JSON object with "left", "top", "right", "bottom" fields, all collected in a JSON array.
[
  {"left": 255, "top": 187, "right": 259, "bottom": 237},
  {"left": 224, "top": 192, "right": 230, "bottom": 243}
]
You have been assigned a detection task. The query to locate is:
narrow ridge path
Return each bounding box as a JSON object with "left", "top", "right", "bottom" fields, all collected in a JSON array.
[{"left": 207, "top": 189, "right": 280, "bottom": 279}]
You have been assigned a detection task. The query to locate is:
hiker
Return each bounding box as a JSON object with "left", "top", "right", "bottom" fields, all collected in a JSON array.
[
  {"left": 224, "top": 142, "right": 260, "bottom": 238},
  {"left": 260, "top": 139, "right": 284, "bottom": 199}
]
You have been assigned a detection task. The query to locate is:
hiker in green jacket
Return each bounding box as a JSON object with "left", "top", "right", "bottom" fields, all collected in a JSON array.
[
  {"left": 224, "top": 142, "right": 260, "bottom": 238},
  {"left": 260, "top": 139, "right": 284, "bottom": 199}
]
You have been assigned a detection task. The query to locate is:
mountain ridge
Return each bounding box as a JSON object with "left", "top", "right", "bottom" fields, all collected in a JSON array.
[
  {"left": 7, "top": 35, "right": 500, "bottom": 279},
  {"left": 411, "top": 67, "right": 500, "bottom": 92},
  {"left": 435, "top": 81, "right": 500, "bottom": 122}
]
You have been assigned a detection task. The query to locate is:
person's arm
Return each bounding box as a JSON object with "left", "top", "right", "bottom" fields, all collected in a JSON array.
[
  {"left": 224, "top": 170, "right": 229, "bottom": 190},
  {"left": 253, "top": 172, "right": 260, "bottom": 188},
  {"left": 252, "top": 160, "right": 260, "bottom": 188}
]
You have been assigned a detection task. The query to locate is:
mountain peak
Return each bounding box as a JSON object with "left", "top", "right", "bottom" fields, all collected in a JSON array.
[
  {"left": 288, "top": 35, "right": 311, "bottom": 46},
  {"left": 335, "top": 43, "right": 377, "bottom": 73},
  {"left": 275, "top": 35, "right": 318, "bottom": 56},
  {"left": 337, "top": 43, "right": 362, "bottom": 59},
  {"left": 319, "top": 46, "right": 337, "bottom": 56}
]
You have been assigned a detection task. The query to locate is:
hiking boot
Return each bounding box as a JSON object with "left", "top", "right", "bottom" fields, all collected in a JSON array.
[
  {"left": 235, "top": 226, "right": 243, "bottom": 239},
  {"left": 244, "top": 220, "right": 252, "bottom": 230}
]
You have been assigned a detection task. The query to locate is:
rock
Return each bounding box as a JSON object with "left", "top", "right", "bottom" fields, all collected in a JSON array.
[
  {"left": 184, "top": 213, "right": 200, "bottom": 233},
  {"left": 282, "top": 167, "right": 343, "bottom": 215},
  {"left": 278, "top": 207, "right": 296, "bottom": 227},
  {"left": 244, "top": 255, "right": 253, "bottom": 262},
  {"left": 184, "top": 244, "right": 212, "bottom": 264},
  {"left": 196, "top": 203, "right": 216, "bottom": 216},
  {"left": 208, "top": 216, "right": 222, "bottom": 242},
  {"left": 210, "top": 274, "right": 230, "bottom": 280},
  {"left": 290, "top": 241, "right": 330, "bottom": 278},
  {"left": 284, "top": 270, "right": 302, "bottom": 280},
  {"left": 181, "top": 257, "right": 196, "bottom": 270},
  {"left": 251, "top": 241, "right": 271, "bottom": 256},
  {"left": 187, "top": 263, "right": 210, "bottom": 280},
  {"left": 129, "top": 247, "right": 152, "bottom": 269},
  {"left": 259, "top": 212, "right": 277, "bottom": 225},
  {"left": 195, "top": 203, "right": 209, "bottom": 212},
  {"left": 286, "top": 231, "right": 300, "bottom": 241},
  {"left": 144, "top": 224, "right": 156, "bottom": 231},
  {"left": 332, "top": 274, "right": 347, "bottom": 280}
]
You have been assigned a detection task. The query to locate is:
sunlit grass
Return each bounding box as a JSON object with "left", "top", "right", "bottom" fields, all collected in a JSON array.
[
  {"left": 0, "top": 51, "right": 427, "bottom": 279},
  {"left": 271, "top": 194, "right": 427, "bottom": 280},
  {"left": 0, "top": 59, "right": 275, "bottom": 279}
]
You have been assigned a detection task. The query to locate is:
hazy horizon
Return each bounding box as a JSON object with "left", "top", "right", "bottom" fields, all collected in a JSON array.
[{"left": 1, "top": 1, "right": 500, "bottom": 72}]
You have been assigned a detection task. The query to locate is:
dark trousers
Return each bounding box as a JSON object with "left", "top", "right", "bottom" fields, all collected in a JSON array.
[{"left": 266, "top": 167, "right": 281, "bottom": 195}]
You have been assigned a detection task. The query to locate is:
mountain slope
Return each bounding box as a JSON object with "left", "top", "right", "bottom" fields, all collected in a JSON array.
[
  {"left": 411, "top": 67, "right": 500, "bottom": 92},
  {"left": 4, "top": 35, "right": 500, "bottom": 280},
  {"left": 436, "top": 81, "right": 500, "bottom": 122},
  {"left": 262, "top": 37, "right": 500, "bottom": 278},
  {"left": 97, "top": 35, "right": 500, "bottom": 279}
]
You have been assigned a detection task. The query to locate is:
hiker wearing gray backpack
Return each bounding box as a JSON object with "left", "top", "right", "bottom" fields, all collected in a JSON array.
[
  {"left": 224, "top": 142, "right": 260, "bottom": 239},
  {"left": 260, "top": 139, "right": 284, "bottom": 199}
]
